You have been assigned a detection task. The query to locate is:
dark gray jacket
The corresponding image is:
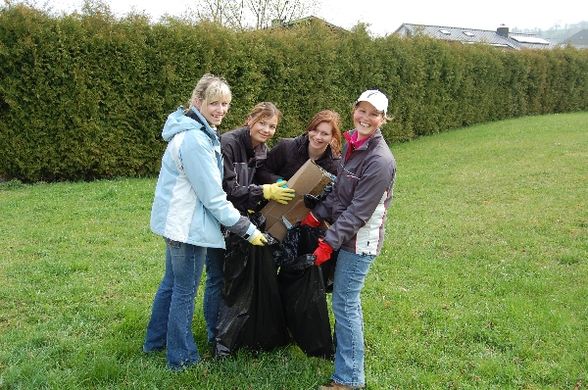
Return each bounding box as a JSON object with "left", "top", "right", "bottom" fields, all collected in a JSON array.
[
  {"left": 312, "top": 129, "right": 396, "bottom": 255},
  {"left": 220, "top": 126, "right": 267, "bottom": 213}
]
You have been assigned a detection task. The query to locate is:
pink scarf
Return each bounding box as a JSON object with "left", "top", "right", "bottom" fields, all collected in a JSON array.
[{"left": 343, "top": 130, "right": 370, "bottom": 161}]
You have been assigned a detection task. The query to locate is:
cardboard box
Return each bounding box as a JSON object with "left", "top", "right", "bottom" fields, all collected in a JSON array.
[{"left": 261, "top": 159, "right": 334, "bottom": 241}]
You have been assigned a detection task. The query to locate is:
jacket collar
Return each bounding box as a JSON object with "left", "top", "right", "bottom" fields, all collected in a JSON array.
[
  {"left": 185, "top": 107, "right": 218, "bottom": 141},
  {"left": 343, "top": 129, "right": 381, "bottom": 160}
]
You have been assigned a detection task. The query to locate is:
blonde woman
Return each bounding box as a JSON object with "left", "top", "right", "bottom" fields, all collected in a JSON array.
[{"left": 144, "top": 74, "right": 267, "bottom": 371}]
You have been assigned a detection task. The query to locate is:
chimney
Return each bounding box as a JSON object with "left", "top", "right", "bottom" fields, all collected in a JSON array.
[{"left": 497, "top": 25, "right": 509, "bottom": 37}]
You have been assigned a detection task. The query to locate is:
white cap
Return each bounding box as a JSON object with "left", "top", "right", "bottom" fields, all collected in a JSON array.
[{"left": 356, "top": 90, "right": 388, "bottom": 115}]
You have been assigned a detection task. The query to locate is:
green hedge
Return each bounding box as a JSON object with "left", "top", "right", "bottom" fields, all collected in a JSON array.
[{"left": 1, "top": 4, "right": 587, "bottom": 182}]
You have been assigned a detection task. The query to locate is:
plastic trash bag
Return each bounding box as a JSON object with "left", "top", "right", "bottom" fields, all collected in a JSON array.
[
  {"left": 276, "top": 224, "right": 335, "bottom": 358},
  {"left": 275, "top": 224, "right": 336, "bottom": 292},
  {"left": 214, "top": 232, "right": 289, "bottom": 357}
]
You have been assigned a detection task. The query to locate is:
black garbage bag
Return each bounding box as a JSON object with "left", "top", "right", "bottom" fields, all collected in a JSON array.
[
  {"left": 215, "top": 233, "right": 289, "bottom": 357},
  {"left": 275, "top": 224, "right": 323, "bottom": 269},
  {"left": 276, "top": 224, "right": 335, "bottom": 358},
  {"left": 275, "top": 224, "right": 337, "bottom": 292}
]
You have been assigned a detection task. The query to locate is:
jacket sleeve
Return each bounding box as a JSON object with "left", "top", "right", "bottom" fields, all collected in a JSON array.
[
  {"left": 221, "top": 140, "right": 265, "bottom": 213},
  {"left": 312, "top": 187, "right": 333, "bottom": 223},
  {"left": 179, "top": 131, "right": 252, "bottom": 237},
  {"left": 255, "top": 140, "right": 287, "bottom": 184},
  {"left": 321, "top": 158, "right": 394, "bottom": 251}
]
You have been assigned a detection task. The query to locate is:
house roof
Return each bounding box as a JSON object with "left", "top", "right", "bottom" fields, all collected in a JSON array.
[
  {"left": 272, "top": 15, "right": 348, "bottom": 33},
  {"left": 563, "top": 29, "right": 588, "bottom": 48},
  {"left": 393, "top": 23, "right": 554, "bottom": 50}
]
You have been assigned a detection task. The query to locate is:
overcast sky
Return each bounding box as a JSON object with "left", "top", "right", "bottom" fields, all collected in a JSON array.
[{"left": 34, "top": 0, "right": 586, "bottom": 36}]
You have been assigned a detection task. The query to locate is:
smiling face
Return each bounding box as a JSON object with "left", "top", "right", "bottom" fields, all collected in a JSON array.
[
  {"left": 191, "top": 76, "right": 232, "bottom": 128},
  {"left": 352, "top": 101, "right": 385, "bottom": 140},
  {"left": 308, "top": 121, "right": 334, "bottom": 156},
  {"left": 196, "top": 99, "right": 230, "bottom": 128},
  {"left": 248, "top": 114, "right": 278, "bottom": 147}
]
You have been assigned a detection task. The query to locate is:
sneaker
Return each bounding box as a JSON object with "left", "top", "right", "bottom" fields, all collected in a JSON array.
[{"left": 319, "top": 381, "right": 365, "bottom": 390}]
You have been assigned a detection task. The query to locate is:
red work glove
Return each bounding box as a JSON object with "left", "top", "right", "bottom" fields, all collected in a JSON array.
[
  {"left": 313, "top": 239, "right": 333, "bottom": 266},
  {"left": 300, "top": 212, "right": 320, "bottom": 228}
]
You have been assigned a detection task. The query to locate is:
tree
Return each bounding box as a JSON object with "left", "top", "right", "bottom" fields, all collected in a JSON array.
[
  {"left": 192, "top": 0, "right": 244, "bottom": 27},
  {"left": 193, "top": 0, "right": 318, "bottom": 29}
]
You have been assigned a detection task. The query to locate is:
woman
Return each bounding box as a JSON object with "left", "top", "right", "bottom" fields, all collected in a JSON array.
[
  {"left": 204, "top": 102, "right": 295, "bottom": 346},
  {"left": 256, "top": 109, "right": 342, "bottom": 183},
  {"left": 220, "top": 102, "right": 295, "bottom": 212},
  {"left": 143, "top": 74, "right": 267, "bottom": 371},
  {"left": 301, "top": 90, "right": 396, "bottom": 389}
]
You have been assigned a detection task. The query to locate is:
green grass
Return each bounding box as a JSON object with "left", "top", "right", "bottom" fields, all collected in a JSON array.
[{"left": 1, "top": 112, "right": 587, "bottom": 389}]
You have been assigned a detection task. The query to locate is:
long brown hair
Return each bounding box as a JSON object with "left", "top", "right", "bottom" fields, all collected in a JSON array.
[
  {"left": 244, "top": 102, "right": 282, "bottom": 128},
  {"left": 305, "top": 110, "right": 342, "bottom": 156}
]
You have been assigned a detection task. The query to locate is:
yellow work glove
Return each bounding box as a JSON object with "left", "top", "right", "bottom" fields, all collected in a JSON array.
[
  {"left": 262, "top": 181, "right": 295, "bottom": 205},
  {"left": 247, "top": 229, "right": 268, "bottom": 246}
]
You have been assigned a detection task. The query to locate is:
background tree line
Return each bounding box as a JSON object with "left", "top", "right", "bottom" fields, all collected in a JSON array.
[
  {"left": 524, "top": 21, "right": 588, "bottom": 43},
  {"left": 1, "top": 2, "right": 587, "bottom": 182}
]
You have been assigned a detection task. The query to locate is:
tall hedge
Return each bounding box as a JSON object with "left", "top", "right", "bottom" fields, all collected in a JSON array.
[{"left": 1, "top": 4, "right": 587, "bottom": 182}]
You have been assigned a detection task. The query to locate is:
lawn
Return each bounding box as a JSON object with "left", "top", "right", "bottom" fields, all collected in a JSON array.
[{"left": 1, "top": 112, "right": 586, "bottom": 389}]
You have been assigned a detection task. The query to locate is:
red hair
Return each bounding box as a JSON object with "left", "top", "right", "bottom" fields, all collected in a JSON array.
[{"left": 305, "top": 110, "right": 342, "bottom": 156}]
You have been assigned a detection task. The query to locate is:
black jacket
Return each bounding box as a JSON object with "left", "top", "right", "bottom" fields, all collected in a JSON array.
[
  {"left": 256, "top": 134, "right": 339, "bottom": 184},
  {"left": 220, "top": 127, "right": 267, "bottom": 213}
]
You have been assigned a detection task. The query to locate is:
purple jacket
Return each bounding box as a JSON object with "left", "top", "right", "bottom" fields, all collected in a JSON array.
[{"left": 312, "top": 129, "right": 396, "bottom": 255}]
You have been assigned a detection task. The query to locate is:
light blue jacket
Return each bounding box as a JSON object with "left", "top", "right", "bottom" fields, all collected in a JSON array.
[{"left": 150, "top": 107, "right": 254, "bottom": 248}]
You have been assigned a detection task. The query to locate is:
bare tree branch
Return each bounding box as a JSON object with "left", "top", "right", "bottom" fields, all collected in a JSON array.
[{"left": 193, "top": 0, "right": 317, "bottom": 29}]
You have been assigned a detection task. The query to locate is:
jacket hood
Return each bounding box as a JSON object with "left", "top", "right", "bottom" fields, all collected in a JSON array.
[{"left": 161, "top": 107, "right": 216, "bottom": 142}]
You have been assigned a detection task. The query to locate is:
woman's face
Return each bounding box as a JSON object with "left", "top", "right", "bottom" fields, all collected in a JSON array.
[
  {"left": 196, "top": 98, "right": 230, "bottom": 128},
  {"left": 248, "top": 115, "right": 278, "bottom": 147},
  {"left": 308, "top": 121, "right": 334, "bottom": 154},
  {"left": 352, "top": 101, "right": 385, "bottom": 139}
]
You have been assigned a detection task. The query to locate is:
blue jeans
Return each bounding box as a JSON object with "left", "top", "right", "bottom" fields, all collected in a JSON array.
[
  {"left": 331, "top": 249, "right": 375, "bottom": 387},
  {"left": 143, "top": 239, "right": 206, "bottom": 370},
  {"left": 203, "top": 247, "right": 225, "bottom": 343}
]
